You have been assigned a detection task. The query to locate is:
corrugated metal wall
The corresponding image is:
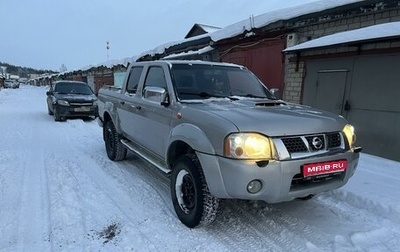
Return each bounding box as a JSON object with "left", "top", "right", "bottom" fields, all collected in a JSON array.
[
  {"left": 303, "top": 53, "right": 400, "bottom": 161},
  {"left": 220, "top": 39, "right": 285, "bottom": 96}
]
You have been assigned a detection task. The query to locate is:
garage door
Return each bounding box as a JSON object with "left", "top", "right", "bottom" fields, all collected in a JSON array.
[{"left": 303, "top": 54, "right": 400, "bottom": 161}]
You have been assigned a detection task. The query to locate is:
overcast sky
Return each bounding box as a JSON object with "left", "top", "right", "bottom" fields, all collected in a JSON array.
[{"left": 0, "top": 0, "right": 318, "bottom": 71}]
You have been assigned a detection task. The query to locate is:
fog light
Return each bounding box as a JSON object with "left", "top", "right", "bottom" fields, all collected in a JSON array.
[{"left": 247, "top": 180, "right": 262, "bottom": 194}]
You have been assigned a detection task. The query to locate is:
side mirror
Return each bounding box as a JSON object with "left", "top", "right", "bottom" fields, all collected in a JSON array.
[
  {"left": 269, "top": 88, "right": 280, "bottom": 99},
  {"left": 143, "top": 86, "right": 170, "bottom": 106},
  {"left": 46, "top": 91, "right": 54, "bottom": 96}
]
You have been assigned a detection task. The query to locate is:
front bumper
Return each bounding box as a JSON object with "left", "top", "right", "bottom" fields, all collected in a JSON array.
[
  {"left": 55, "top": 104, "right": 98, "bottom": 118},
  {"left": 197, "top": 149, "right": 360, "bottom": 203}
]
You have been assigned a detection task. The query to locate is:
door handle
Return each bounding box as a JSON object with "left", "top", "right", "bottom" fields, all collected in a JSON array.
[
  {"left": 130, "top": 104, "right": 141, "bottom": 110},
  {"left": 120, "top": 101, "right": 125, "bottom": 105}
]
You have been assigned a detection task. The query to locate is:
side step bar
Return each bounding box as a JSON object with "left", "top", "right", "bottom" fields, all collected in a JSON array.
[{"left": 121, "top": 139, "right": 171, "bottom": 174}]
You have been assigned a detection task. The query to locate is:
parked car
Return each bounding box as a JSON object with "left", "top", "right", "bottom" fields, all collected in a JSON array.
[
  {"left": 97, "top": 60, "right": 362, "bottom": 228},
  {"left": 4, "top": 79, "right": 19, "bottom": 89},
  {"left": 19, "top": 77, "right": 29, "bottom": 85},
  {"left": 46, "top": 81, "right": 98, "bottom": 121}
]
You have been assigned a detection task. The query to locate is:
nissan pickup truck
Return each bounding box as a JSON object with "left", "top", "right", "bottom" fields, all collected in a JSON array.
[{"left": 97, "top": 60, "right": 362, "bottom": 228}]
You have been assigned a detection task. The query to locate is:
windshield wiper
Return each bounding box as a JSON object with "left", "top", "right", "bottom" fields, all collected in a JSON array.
[
  {"left": 233, "top": 94, "right": 278, "bottom": 100},
  {"left": 179, "top": 92, "right": 239, "bottom": 101},
  {"left": 243, "top": 94, "right": 268, "bottom": 98}
]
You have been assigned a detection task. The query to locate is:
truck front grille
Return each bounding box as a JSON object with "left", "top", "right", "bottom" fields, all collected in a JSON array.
[
  {"left": 280, "top": 132, "right": 343, "bottom": 155},
  {"left": 281, "top": 138, "right": 308, "bottom": 153},
  {"left": 327, "top": 133, "right": 341, "bottom": 148}
]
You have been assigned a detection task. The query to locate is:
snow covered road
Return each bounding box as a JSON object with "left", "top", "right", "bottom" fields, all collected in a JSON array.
[{"left": 0, "top": 85, "right": 399, "bottom": 251}]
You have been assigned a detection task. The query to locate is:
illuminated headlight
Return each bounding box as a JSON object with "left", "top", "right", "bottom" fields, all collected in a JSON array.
[
  {"left": 57, "top": 100, "right": 70, "bottom": 106},
  {"left": 224, "top": 133, "right": 276, "bottom": 160},
  {"left": 343, "top": 124, "right": 356, "bottom": 147}
]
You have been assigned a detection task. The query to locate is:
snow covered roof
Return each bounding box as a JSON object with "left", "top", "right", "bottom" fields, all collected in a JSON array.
[
  {"left": 209, "top": 0, "right": 365, "bottom": 42},
  {"left": 138, "top": 33, "right": 210, "bottom": 59},
  {"left": 79, "top": 56, "right": 135, "bottom": 72},
  {"left": 57, "top": 0, "right": 366, "bottom": 75},
  {"left": 162, "top": 46, "right": 214, "bottom": 59},
  {"left": 140, "top": 0, "right": 364, "bottom": 59},
  {"left": 284, "top": 21, "right": 400, "bottom": 52},
  {"left": 184, "top": 23, "right": 221, "bottom": 39},
  {"left": 39, "top": 57, "right": 137, "bottom": 79},
  {"left": 198, "top": 24, "right": 221, "bottom": 33}
]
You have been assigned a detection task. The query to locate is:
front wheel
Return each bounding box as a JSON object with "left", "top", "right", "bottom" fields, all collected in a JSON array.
[
  {"left": 104, "top": 120, "right": 127, "bottom": 161},
  {"left": 48, "top": 106, "right": 53, "bottom": 115},
  {"left": 170, "top": 154, "right": 219, "bottom": 228},
  {"left": 53, "top": 108, "right": 63, "bottom": 121}
]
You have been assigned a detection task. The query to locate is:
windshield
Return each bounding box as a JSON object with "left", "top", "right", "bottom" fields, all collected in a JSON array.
[
  {"left": 54, "top": 82, "right": 93, "bottom": 95},
  {"left": 170, "top": 64, "right": 275, "bottom": 100}
]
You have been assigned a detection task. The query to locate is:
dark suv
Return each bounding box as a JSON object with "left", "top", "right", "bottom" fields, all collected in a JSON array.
[{"left": 46, "top": 81, "right": 98, "bottom": 121}]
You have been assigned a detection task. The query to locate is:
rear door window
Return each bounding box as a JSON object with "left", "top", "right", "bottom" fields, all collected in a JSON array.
[{"left": 126, "top": 66, "right": 143, "bottom": 94}]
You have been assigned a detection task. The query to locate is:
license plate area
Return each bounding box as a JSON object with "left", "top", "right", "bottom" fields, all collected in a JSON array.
[
  {"left": 74, "top": 106, "right": 91, "bottom": 112},
  {"left": 302, "top": 160, "right": 347, "bottom": 178}
]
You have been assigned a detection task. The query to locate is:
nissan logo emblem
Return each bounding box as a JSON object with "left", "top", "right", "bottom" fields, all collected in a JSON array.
[{"left": 312, "top": 137, "right": 323, "bottom": 150}]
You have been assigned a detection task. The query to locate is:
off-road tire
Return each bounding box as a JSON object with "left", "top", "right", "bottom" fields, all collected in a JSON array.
[
  {"left": 171, "top": 154, "right": 219, "bottom": 228},
  {"left": 104, "top": 120, "right": 127, "bottom": 161}
]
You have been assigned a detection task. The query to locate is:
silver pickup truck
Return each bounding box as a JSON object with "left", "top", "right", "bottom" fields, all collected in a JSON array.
[{"left": 97, "top": 60, "right": 361, "bottom": 228}]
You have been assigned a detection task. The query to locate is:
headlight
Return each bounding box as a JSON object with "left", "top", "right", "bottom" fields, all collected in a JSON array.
[
  {"left": 93, "top": 100, "right": 98, "bottom": 106},
  {"left": 57, "top": 100, "right": 70, "bottom": 106},
  {"left": 343, "top": 124, "right": 356, "bottom": 147},
  {"left": 224, "top": 133, "right": 276, "bottom": 160}
]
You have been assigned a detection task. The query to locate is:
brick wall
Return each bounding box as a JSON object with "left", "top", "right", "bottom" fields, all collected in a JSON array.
[{"left": 283, "top": 60, "right": 305, "bottom": 104}]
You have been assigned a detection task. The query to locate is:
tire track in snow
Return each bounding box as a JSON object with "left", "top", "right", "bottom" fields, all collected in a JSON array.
[
  {"left": 45, "top": 153, "right": 93, "bottom": 250},
  {"left": 82, "top": 150, "right": 231, "bottom": 251},
  {"left": 213, "top": 200, "right": 313, "bottom": 252},
  {"left": 323, "top": 189, "right": 400, "bottom": 224},
  {"left": 209, "top": 201, "right": 281, "bottom": 252},
  {"left": 119, "top": 155, "right": 174, "bottom": 214},
  {"left": 15, "top": 150, "right": 52, "bottom": 251},
  {"left": 314, "top": 192, "right": 400, "bottom": 250},
  {"left": 38, "top": 119, "right": 98, "bottom": 250},
  {"left": 44, "top": 119, "right": 163, "bottom": 250},
  {"left": 0, "top": 151, "right": 25, "bottom": 250},
  {"left": 54, "top": 153, "right": 158, "bottom": 249},
  {"left": 85, "top": 145, "right": 175, "bottom": 219}
]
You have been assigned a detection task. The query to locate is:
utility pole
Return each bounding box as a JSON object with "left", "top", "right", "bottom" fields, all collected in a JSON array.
[{"left": 106, "top": 41, "right": 110, "bottom": 61}]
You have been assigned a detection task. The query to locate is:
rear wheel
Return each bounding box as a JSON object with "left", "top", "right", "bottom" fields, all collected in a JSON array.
[
  {"left": 171, "top": 154, "right": 219, "bottom": 228},
  {"left": 104, "top": 120, "right": 127, "bottom": 161}
]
